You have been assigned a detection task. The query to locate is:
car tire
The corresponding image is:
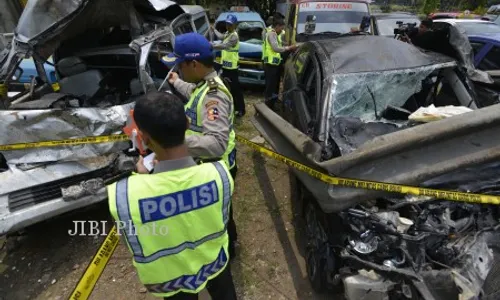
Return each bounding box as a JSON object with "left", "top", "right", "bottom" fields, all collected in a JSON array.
[{"left": 304, "top": 200, "right": 328, "bottom": 293}]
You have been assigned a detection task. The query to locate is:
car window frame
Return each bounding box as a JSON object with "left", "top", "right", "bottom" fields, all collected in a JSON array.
[
  {"left": 478, "top": 44, "right": 500, "bottom": 71},
  {"left": 295, "top": 47, "right": 322, "bottom": 138}
]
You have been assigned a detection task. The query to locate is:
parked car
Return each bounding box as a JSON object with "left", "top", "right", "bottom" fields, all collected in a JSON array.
[
  {"left": 213, "top": 8, "right": 266, "bottom": 85},
  {"left": 251, "top": 34, "right": 500, "bottom": 298},
  {"left": 429, "top": 11, "right": 482, "bottom": 20},
  {"left": 482, "top": 4, "right": 500, "bottom": 21},
  {"left": 0, "top": 0, "right": 203, "bottom": 235},
  {"left": 371, "top": 12, "right": 421, "bottom": 37}
]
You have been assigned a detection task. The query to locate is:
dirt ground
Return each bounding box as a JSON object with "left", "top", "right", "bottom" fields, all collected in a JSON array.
[{"left": 0, "top": 90, "right": 333, "bottom": 300}]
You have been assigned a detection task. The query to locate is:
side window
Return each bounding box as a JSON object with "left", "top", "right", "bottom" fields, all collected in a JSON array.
[
  {"left": 194, "top": 15, "right": 208, "bottom": 35},
  {"left": 299, "top": 57, "right": 317, "bottom": 118},
  {"left": 470, "top": 41, "right": 485, "bottom": 56},
  {"left": 432, "top": 22, "right": 450, "bottom": 31},
  {"left": 478, "top": 46, "right": 500, "bottom": 70}
]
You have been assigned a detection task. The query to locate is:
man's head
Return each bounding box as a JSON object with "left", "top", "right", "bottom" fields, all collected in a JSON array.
[
  {"left": 133, "top": 92, "right": 187, "bottom": 152},
  {"left": 161, "top": 33, "right": 214, "bottom": 83},
  {"left": 225, "top": 14, "right": 238, "bottom": 32},
  {"left": 419, "top": 19, "right": 433, "bottom": 34},
  {"left": 273, "top": 17, "right": 286, "bottom": 34}
]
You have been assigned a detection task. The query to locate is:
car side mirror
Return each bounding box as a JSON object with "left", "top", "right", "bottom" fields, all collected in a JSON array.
[{"left": 305, "top": 15, "right": 316, "bottom": 34}]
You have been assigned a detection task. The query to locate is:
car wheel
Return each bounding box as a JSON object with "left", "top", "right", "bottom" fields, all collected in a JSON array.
[{"left": 304, "top": 201, "right": 328, "bottom": 293}]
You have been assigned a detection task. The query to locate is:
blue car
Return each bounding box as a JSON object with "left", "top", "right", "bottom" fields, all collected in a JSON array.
[
  {"left": 213, "top": 9, "right": 266, "bottom": 85},
  {"left": 10, "top": 57, "right": 58, "bottom": 92}
]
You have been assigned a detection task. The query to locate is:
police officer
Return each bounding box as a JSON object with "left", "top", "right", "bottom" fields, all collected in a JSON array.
[
  {"left": 212, "top": 14, "right": 246, "bottom": 117},
  {"left": 108, "top": 92, "right": 237, "bottom": 300},
  {"left": 263, "top": 17, "right": 298, "bottom": 110},
  {"left": 160, "top": 32, "right": 238, "bottom": 258}
]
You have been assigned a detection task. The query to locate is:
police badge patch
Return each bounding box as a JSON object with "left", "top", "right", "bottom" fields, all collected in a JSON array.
[{"left": 207, "top": 107, "right": 219, "bottom": 121}]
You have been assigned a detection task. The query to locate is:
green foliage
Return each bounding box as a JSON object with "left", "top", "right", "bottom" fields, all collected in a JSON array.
[
  {"left": 421, "top": 0, "right": 440, "bottom": 15},
  {"left": 474, "top": 5, "right": 488, "bottom": 15}
]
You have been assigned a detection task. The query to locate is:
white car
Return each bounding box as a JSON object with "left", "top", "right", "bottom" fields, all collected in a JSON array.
[{"left": 432, "top": 18, "right": 500, "bottom": 35}]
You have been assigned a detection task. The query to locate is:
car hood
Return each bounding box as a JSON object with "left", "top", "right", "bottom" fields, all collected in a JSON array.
[
  {"left": 214, "top": 41, "right": 263, "bottom": 59},
  {"left": 13, "top": 0, "right": 182, "bottom": 58}
]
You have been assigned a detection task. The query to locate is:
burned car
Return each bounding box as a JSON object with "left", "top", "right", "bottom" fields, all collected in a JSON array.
[
  {"left": 0, "top": 0, "right": 202, "bottom": 235},
  {"left": 252, "top": 35, "right": 500, "bottom": 299}
]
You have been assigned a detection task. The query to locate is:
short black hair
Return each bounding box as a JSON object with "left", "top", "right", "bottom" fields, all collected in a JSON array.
[
  {"left": 198, "top": 57, "right": 214, "bottom": 68},
  {"left": 133, "top": 91, "right": 187, "bottom": 148},
  {"left": 421, "top": 18, "right": 433, "bottom": 28},
  {"left": 273, "top": 17, "right": 285, "bottom": 27}
]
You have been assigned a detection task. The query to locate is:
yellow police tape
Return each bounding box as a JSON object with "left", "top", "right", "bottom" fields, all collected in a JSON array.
[
  {"left": 234, "top": 136, "right": 500, "bottom": 205},
  {"left": 0, "top": 134, "right": 128, "bottom": 151},
  {"left": 69, "top": 226, "right": 120, "bottom": 300},
  {"left": 0, "top": 84, "right": 6, "bottom": 97},
  {"left": 2, "top": 133, "right": 500, "bottom": 205}
]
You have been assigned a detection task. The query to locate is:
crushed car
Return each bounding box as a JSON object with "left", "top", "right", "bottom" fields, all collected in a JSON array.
[
  {"left": 251, "top": 32, "right": 500, "bottom": 299},
  {"left": 0, "top": 0, "right": 201, "bottom": 235}
]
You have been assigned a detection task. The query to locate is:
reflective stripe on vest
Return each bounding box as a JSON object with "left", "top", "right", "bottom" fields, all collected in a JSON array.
[
  {"left": 184, "top": 77, "right": 236, "bottom": 170},
  {"left": 221, "top": 32, "right": 239, "bottom": 70},
  {"left": 263, "top": 29, "right": 282, "bottom": 66},
  {"left": 108, "top": 161, "right": 232, "bottom": 296}
]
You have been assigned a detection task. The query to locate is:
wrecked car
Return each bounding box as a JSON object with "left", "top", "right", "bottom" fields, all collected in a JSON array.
[
  {"left": 0, "top": 0, "right": 201, "bottom": 235},
  {"left": 252, "top": 34, "right": 500, "bottom": 299}
]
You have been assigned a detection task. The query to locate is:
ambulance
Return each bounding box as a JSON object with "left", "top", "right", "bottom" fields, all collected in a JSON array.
[{"left": 276, "top": 0, "right": 372, "bottom": 45}]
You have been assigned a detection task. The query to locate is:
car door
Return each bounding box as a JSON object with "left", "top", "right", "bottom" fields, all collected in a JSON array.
[{"left": 285, "top": 45, "right": 321, "bottom": 138}]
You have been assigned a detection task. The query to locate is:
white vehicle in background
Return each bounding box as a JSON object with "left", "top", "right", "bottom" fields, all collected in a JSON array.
[{"left": 276, "top": 0, "right": 372, "bottom": 45}]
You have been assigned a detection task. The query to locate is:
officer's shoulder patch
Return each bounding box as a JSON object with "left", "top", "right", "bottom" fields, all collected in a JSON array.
[
  {"left": 205, "top": 100, "right": 219, "bottom": 109},
  {"left": 207, "top": 79, "right": 219, "bottom": 92}
]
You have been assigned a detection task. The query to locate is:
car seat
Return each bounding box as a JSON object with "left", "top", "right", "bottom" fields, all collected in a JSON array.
[{"left": 57, "top": 56, "right": 104, "bottom": 100}]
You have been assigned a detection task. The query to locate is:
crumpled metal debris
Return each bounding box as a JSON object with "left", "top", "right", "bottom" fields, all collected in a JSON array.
[
  {"left": 0, "top": 102, "right": 134, "bottom": 165},
  {"left": 61, "top": 178, "right": 105, "bottom": 201}
]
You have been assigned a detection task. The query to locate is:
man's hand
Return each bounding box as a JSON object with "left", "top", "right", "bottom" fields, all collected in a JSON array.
[
  {"left": 136, "top": 156, "right": 150, "bottom": 174},
  {"left": 168, "top": 72, "right": 179, "bottom": 85},
  {"left": 136, "top": 156, "right": 158, "bottom": 174},
  {"left": 288, "top": 44, "right": 299, "bottom": 51}
]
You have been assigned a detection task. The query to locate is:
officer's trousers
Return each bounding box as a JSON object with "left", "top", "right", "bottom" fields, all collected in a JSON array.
[
  {"left": 163, "top": 263, "right": 237, "bottom": 299},
  {"left": 221, "top": 68, "right": 246, "bottom": 115},
  {"left": 264, "top": 64, "right": 281, "bottom": 109},
  {"left": 228, "top": 165, "right": 238, "bottom": 258}
]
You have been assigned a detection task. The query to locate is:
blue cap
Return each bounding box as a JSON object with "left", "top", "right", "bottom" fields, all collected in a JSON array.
[
  {"left": 226, "top": 14, "right": 237, "bottom": 24},
  {"left": 161, "top": 33, "right": 213, "bottom": 68}
]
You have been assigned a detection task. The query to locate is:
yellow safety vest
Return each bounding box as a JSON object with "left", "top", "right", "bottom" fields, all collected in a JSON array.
[
  {"left": 185, "top": 76, "right": 236, "bottom": 170},
  {"left": 221, "top": 31, "right": 239, "bottom": 70},
  {"left": 263, "top": 28, "right": 282, "bottom": 66},
  {"left": 262, "top": 26, "right": 273, "bottom": 61},
  {"left": 107, "top": 161, "right": 234, "bottom": 297}
]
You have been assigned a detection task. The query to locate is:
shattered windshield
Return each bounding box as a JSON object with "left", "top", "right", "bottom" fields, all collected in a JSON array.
[
  {"left": 330, "top": 65, "right": 445, "bottom": 122},
  {"left": 16, "top": 0, "right": 82, "bottom": 41}
]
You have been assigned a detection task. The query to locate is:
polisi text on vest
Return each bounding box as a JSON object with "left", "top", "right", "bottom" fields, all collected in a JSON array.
[{"left": 139, "top": 181, "right": 219, "bottom": 223}]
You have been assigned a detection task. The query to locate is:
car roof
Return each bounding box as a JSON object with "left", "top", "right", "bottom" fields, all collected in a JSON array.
[
  {"left": 372, "top": 12, "right": 419, "bottom": 19},
  {"left": 180, "top": 5, "right": 206, "bottom": 15},
  {"left": 215, "top": 12, "right": 264, "bottom": 23},
  {"left": 433, "top": 18, "right": 496, "bottom": 24},
  {"left": 469, "top": 32, "right": 500, "bottom": 41}
]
